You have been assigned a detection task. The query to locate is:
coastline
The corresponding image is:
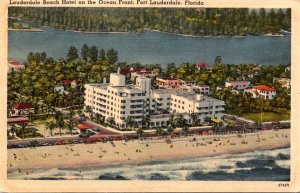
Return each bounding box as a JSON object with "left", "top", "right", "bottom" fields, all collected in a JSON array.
[
  {"left": 8, "top": 17, "right": 289, "bottom": 38},
  {"left": 8, "top": 28, "right": 44, "bottom": 32},
  {"left": 7, "top": 129, "right": 290, "bottom": 172}
]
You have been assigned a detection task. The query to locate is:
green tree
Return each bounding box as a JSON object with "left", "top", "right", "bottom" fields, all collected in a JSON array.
[
  {"left": 81, "top": 44, "right": 89, "bottom": 61},
  {"left": 67, "top": 46, "right": 78, "bottom": 61},
  {"left": 57, "top": 117, "right": 66, "bottom": 136},
  {"left": 88, "top": 46, "right": 98, "bottom": 62},
  {"left": 107, "top": 117, "right": 115, "bottom": 126},
  {"left": 214, "top": 56, "right": 222, "bottom": 65},
  {"left": 45, "top": 121, "right": 56, "bottom": 136},
  {"left": 106, "top": 48, "right": 118, "bottom": 65},
  {"left": 66, "top": 120, "right": 77, "bottom": 135},
  {"left": 125, "top": 116, "right": 135, "bottom": 129}
]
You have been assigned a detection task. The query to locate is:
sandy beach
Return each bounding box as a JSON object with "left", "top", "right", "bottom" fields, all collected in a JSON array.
[{"left": 7, "top": 129, "right": 290, "bottom": 172}]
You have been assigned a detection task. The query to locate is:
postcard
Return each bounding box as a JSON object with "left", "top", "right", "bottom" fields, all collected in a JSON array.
[{"left": 0, "top": 0, "right": 300, "bottom": 192}]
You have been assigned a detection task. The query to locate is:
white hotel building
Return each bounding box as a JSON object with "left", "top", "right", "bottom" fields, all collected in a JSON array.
[{"left": 85, "top": 73, "right": 225, "bottom": 129}]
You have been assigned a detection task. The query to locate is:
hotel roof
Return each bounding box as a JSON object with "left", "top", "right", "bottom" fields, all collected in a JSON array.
[{"left": 153, "top": 89, "right": 224, "bottom": 103}]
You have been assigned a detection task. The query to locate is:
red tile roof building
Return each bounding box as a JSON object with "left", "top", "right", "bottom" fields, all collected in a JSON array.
[
  {"left": 12, "top": 103, "right": 34, "bottom": 116},
  {"left": 244, "top": 85, "right": 277, "bottom": 99},
  {"left": 8, "top": 60, "right": 25, "bottom": 71},
  {"left": 196, "top": 62, "right": 211, "bottom": 70}
]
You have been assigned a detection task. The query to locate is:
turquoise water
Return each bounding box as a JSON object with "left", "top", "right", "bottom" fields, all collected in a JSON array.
[{"left": 8, "top": 21, "right": 291, "bottom": 66}]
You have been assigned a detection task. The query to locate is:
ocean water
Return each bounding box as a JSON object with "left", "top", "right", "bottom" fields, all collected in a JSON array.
[
  {"left": 8, "top": 20, "right": 291, "bottom": 66},
  {"left": 8, "top": 148, "right": 290, "bottom": 181}
]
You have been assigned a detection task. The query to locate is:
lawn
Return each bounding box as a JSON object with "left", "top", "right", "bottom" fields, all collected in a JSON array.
[{"left": 241, "top": 111, "right": 290, "bottom": 122}]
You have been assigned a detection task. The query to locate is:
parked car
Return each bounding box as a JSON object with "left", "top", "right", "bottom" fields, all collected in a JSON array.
[
  {"left": 16, "top": 144, "right": 27, "bottom": 148},
  {"left": 55, "top": 140, "right": 63, "bottom": 145},
  {"left": 39, "top": 142, "right": 50, "bottom": 146},
  {"left": 79, "top": 133, "right": 90, "bottom": 138},
  {"left": 91, "top": 127, "right": 100, "bottom": 132},
  {"left": 63, "top": 140, "right": 70, "bottom": 144},
  {"left": 71, "top": 140, "right": 79, "bottom": 144}
]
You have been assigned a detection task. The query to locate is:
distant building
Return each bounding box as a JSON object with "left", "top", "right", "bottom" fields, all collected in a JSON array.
[
  {"left": 63, "top": 80, "right": 81, "bottom": 88},
  {"left": 197, "top": 62, "right": 211, "bottom": 71},
  {"left": 54, "top": 85, "right": 65, "bottom": 94},
  {"left": 244, "top": 85, "right": 276, "bottom": 99},
  {"left": 225, "top": 81, "right": 251, "bottom": 90},
  {"left": 8, "top": 60, "right": 25, "bottom": 71},
  {"left": 285, "top": 66, "right": 291, "bottom": 73},
  {"left": 7, "top": 116, "right": 29, "bottom": 126},
  {"left": 130, "top": 69, "right": 157, "bottom": 81},
  {"left": 12, "top": 103, "right": 34, "bottom": 116},
  {"left": 156, "top": 77, "right": 181, "bottom": 89},
  {"left": 180, "top": 85, "right": 210, "bottom": 95},
  {"left": 273, "top": 78, "right": 291, "bottom": 89}
]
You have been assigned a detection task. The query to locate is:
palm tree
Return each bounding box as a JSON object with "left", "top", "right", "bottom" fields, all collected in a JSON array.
[
  {"left": 19, "top": 123, "right": 28, "bottom": 139},
  {"left": 174, "top": 115, "right": 188, "bottom": 128},
  {"left": 241, "top": 122, "right": 248, "bottom": 133},
  {"left": 66, "top": 120, "right": 77, "bottom": 135},
  {"left": 190, "top": 113, "right": 198, "bottom": 126},
  {"left": 68, "top": 108, "right": 75, "bottom": 118},
  {"left": 182, "top": 124, "right": 189, "bottom": 134},
  {"left": 95, "top": 113, "right": 104, "bottom": 123},
  {"left": 85, "top": 105, "right": 93, "bottom": 120},
  {"left": 213, "top": 121, "right": 223, "bottom": 134},
  {"left": 107, "top": 117, "right": 115, "bottom": 126},
  {"left": 57, "top": 117, "right": 66, "bottom": 136},
  {"left": 167, "top": 115, "right": 176, "bottom": 134},
  {"left": 54, "top": 111, "right": 63, "bottom": 125},
  {"left": 10, "top": 125, "right": 17, "bottom": 137},
  {"left": 125, "top": 116, "right": 135, "bottom": 129},
  {"left": 204, "top": 117, "right": 212, "bottom": 124},
  {"left": 225, "top": 120, "right": 234, "bottom": 133},
  {"left": 155, "top": 127, "right": 163, "bottom": 136},
  {"left": 136, "top": 128, "right": 144, "bottom": 139},
  {"left": 141, "top": 115, "right": 151, "bottom": 128},
  {"left": 45, "top": 121, "right": 56, "bottom": 136},
  {"left": 254, "top": 120, "right": 262, "bottom": 130}
]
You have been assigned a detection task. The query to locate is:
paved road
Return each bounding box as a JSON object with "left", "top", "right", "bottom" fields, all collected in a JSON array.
[{"left": 8, "top": 113, "right": 290, "bottom": 148}]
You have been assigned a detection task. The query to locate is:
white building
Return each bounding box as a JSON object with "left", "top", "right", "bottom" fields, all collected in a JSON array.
[
  {"left": 225, "top": 81, "right": 250, "bottom": 90},
  {"left": 130, "top": 70, "right": 157, "bottom": 81},
  {"left": 8, "top": 60, "right": 25, "bottom": 72},
  {"left": 244, "top": 85, "right": 277, "bottom": 99},
  {"left": 85, "top": 73, "right": 225, "bottom": 129},
  {"left": 273, "top": 78, "right": 291, "bottom": 89},
  {"left": 180, "top": 85, "right": 210, "bottom": 95},
  {"left": 54, "top": 85, "right": 65, "bottom": 94}
]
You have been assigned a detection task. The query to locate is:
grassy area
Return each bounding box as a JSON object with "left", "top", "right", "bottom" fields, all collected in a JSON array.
[{"left": 241, "top": 111, "right": 290, "bottom": 122}]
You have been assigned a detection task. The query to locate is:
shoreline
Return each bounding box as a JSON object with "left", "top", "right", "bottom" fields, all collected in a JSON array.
[
  {"left": 8, "top": 17, "right": 290, "bottom": 38},
  {"left": 7, "top": 129, "right": 290, "bottom": 172},
  {"left": 8, "top": 28, "right": 44, "bottom": 32}
]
